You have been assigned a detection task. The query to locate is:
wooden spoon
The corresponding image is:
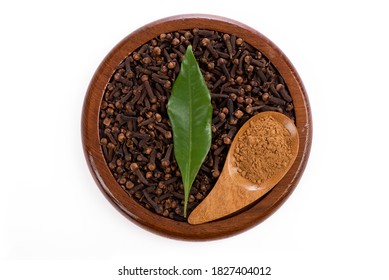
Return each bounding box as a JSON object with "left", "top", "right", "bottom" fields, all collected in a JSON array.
[{"left": 188, "top": 111, "right": 299, "bottom": 225}]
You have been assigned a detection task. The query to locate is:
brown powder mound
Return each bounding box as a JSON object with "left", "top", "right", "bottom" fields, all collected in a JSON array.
[{"left": 233, "top": 116, "right": 293, "bottom": 184}]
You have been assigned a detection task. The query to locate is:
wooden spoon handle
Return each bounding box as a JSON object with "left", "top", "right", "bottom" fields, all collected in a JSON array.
[
  {"left": 188, "top": 170, "right": 270, "bottom": 224},
  {"left": 188, "top": 170, "right": 231, "bottom": 224}
]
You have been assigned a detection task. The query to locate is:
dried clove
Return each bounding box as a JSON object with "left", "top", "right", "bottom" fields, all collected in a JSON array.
[
  {"left": 161, "top": 144, "right": 173, "bottom": 168},
  {"left": 130, "top": 163, "right": 150, "bottom": 185},
  {"left": 143, "top": 189, "right": 163, "bottom": 214}
]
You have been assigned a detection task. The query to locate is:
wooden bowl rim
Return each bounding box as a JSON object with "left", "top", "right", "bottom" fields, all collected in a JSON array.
[{"left": 81, "top": 14, "right": 312, "bottom": 240}]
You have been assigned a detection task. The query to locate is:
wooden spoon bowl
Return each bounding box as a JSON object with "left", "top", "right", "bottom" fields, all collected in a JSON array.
[{"left": 82, "top": 14, "right": 312, "bottom": 240}]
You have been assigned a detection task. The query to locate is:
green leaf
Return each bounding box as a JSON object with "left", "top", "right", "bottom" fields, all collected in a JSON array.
[{"left": 167, "top": 46, "right": 212, "bottom": 218}]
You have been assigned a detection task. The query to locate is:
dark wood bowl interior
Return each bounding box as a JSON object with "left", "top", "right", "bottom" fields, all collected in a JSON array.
[{"left": 81, "top": 14, "right": 312, "bottom": 240}]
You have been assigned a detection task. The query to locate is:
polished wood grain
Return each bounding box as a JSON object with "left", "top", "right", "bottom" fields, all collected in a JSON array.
[
  {"left": 188, "top": 112, "right": 299, "bottom": 225},
  {"left": 81, "top": 14, "right": 312, "bottom": 240}
]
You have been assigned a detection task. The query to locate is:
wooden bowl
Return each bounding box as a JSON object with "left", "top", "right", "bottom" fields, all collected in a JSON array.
[{"left": 82, "top": 14, "right": 312, "bottom": 240}]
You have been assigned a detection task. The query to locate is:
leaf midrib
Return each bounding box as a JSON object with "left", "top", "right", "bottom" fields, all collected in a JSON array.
[{"left": 185, "top": 71, "right": 193, "bottom": 189}]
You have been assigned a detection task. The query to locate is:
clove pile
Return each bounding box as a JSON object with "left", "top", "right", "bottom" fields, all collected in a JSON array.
[{"left": 99, "top": 29, "right": 295, "bottom": 221}]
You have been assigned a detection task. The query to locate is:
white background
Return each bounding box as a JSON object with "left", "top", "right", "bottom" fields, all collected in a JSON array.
[{"left": 1, "top": 0, "right": 388, "bottom": 279}]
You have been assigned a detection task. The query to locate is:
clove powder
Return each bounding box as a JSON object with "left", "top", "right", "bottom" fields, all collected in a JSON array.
[{"left": 233, "top": 115, "right": 293, "bottom": 184}]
